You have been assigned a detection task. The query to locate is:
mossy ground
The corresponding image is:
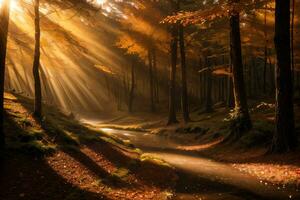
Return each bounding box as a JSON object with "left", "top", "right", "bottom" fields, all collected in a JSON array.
[{"left": 0, "top": 93, "right": 176, "bottom": 200}]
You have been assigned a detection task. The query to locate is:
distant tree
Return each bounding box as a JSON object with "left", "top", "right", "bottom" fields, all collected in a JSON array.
[
  {"left": 271, "top": 0, "right": 297, "bottom": 152},
  {"left": 148, "top": 48, "right": 156, "bottom": 112},
  {"left": 33, "top": 0, "right": 42, "bottom": 118},
  {"left": 167, "top": 0, "right": 179, "bottom": 125},
  {"left": 205, "top": 56, "right": 213, "bottom": 112},
  {"left": 0, "top": 0, "right": 11, "bottom": 148},
  {"left": 128, "top": 58, "right": 135, "bottom": 113},
  {"left": 179, "top": 24, "right": 190, "bottom": 122}
]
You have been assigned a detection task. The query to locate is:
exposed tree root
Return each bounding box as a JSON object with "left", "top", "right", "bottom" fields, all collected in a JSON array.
[{"left": 222, "top": 113, "right": 252, "bottom": 144}]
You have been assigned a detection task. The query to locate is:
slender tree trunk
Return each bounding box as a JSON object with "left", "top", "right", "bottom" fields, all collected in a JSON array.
[
  {"left": 33, "top": 0, "right": 42, "bottom": 118},
  {"left": 179, "top": 25, "right": 190, "bottom": 122},
  {"left": 168, "top": 23, "right": 179, "bottom": 124},
  {"left": 128, "top": 58, "right": 135, "bottom": 113},
  {"left": 263, "top": 5, "right": 268, "bottom": 93},
  {"left": 205, "top": 57, "right": 213, "bottom": 112},
  {"left": 198, "top": 56, "right": 204, "bottom": 105},
  {"left": 148, "top": 48, "right": 155, "bottom": 112},
  {"left": 229, "top": 1, "right": 252, "bottom": 134},
  {"left": 227, "top": 65, "right": 234, "bottom": 108},
  {"left": 271, "top": 0, "right": 297, "bottom": 152},
  {"left": 0, "top": 0, "right": 11, "bottom": 148},
  {"left": 152, "top": 48, "right": 159, "bottom": 104},
  {"left": 291, "top": 0, "right": 295, "bottom": 84},
  {"left": 248, "top": 55, "right": 252, "bottom": 97},
  {"left": 227, "top": 47, "right": 234, "bottom": 108}
]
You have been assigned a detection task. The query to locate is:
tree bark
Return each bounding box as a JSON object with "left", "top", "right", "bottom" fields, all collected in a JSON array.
[
  {"left": 291, "top": 0, "right": 295, "bottom": 84},
  {"left": 148, "top": 48, "right": 155, "bottom": 112},
  {"left": 179, "top": 25, "right": 190, "bottom": 122},
  {"left": 271, "top": 0, "right": 297, "bottom": 152},
  {"left": 205, "top": 57, "right": 213, "bottom": 112},
  {"left": 33, "top": 0, "right": 42, "bottom": 119},
  {"left": 0, "top": 0, "right": 11, "bottom": 148},
  {"left": 152, "top": 49, "right": 159, "bottom": 104},
  {"left": 167, "top": 23, "right": 179, "bottom": 125},
  {"left": 128, "top": 58, "right": 135, "bottom": 113},
  {"left": 263, "top": 5, "right": 268, "bottom": 93},
  {"left": 227, "top": 46, "right": 234, "bottom": 108},
  {"left": 229, "top": 0, "right": 252, "bottom": 134}
]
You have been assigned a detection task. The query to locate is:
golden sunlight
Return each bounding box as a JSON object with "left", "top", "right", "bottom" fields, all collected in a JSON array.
[
  {"left": 95, "top": 0, "right": 107, "bottom": 6},
  {"left": 0, "top": 0, "right": 21, "bottom": 12}
]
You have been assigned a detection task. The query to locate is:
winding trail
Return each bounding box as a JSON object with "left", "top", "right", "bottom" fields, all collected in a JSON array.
[{"left": 96, "top": 127, "right": 298, "bottom": 200}]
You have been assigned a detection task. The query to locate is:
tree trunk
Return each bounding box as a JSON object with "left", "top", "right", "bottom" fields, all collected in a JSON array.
[
  {"left": 33, "top": 0, "right": 42, "bottom": 119},
  {"left": 268, "top": 55, "right": 275, "bottom": 96},
  {"left": 198, "top": 56, "right": 204, "bottom": 105},
  {"left": 167, "top": 23, "right": 179, "bottom": 125},
  {"left": 229, "top": 1, "right": 252, "bottom": 134},
  {"left": 205, "top": 57, "right": 213, "bottom": 112},
  {"left": 271, "top": 0, "right": 297, "bottom": 152},
  {"left": 179, "top": 25, "right": 190, "bottom": 122},
  {"left": 148, "top": 49, "right": 155, "bottom": 112},
  {"left": 128, "top": 58, "right": 135, "bottom": 113},
  {"left": 291, "top": 0, "right": 295, "bottom": 84},
  {"left": 152, "top": 48, "right": 159, "bottom": 104},
  {"left": 263, "top": 5, "right": 268, "bottom": 93},
  {"left": 227, "top": 65, "right": 234, "bottom": 108},
  {"left": 0, "top": 0, "right": 11, "bottom": 148}
]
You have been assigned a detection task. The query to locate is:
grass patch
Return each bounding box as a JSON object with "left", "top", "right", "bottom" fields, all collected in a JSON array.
[
  {"left": 112, "top": 167, "right": 130, "bottom": 179},
  {"left": 140, "top": 153, "right": 173, "bottom": 168},
  {"left": 8, "top": 141, "right": 56, "bottom": 156}
]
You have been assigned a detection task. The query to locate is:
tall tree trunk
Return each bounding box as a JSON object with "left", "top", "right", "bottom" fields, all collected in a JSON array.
[
  {"left": 263, "top": 4, "right": 268, "bottom": 93},
  {"left": 179, "top": 25, "right": 190, "bottom": 122},
  {"left": 198, "top": 56, "right": 204, "bottom": 105},
  {"left": 205, "top": 57, "right": 213, "bottom": 112},
  {"left": 168, "top": 23, "right": 179, "bottom": 124},
  {"left": 33, "top": 0, "right": 42, "bottom": 118},
  {"left": 227, "top": 47, "right": 234, "bottom": 108},
  {"left": 152, "top": 48, "right": 159, "bottom": 103},
  {"left": 227, "top": 66, "right": 234, "bottom": 108},
  {"left": 291, "top": 0, "right": 295, "bottom": 84},
  {"left": 229, "top": 0, "right": 252, "bottom": 134},
  {"left": 268, "top": 54, "right": 275, "bottom": 96},
  {"left": 0, "top": 0, "right": 11, "bottom": 148},
  {"left": 128, "top": 58, "right": 135, "bottom": 113},
  {"left": 271, "top": 0, "right": 297, "bottom": 152},
  {"left": 148, "top": 48, "right": 155, "bottom": 112}
]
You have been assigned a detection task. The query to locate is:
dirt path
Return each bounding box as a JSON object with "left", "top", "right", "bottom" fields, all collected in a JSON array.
[{"left": 96, "top": 127, "right": 300, "bottom": 200}]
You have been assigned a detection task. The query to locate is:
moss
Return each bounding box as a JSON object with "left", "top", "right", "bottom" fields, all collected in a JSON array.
[
  {"left": 18, "top": 118, "right": 33, "bottom": 127},
  {"left": 140, "top": 154, "right": 173, "bottom": 168},
  {"left": 112, "top": 167, "right": 130, "bottom": 179},
  {"left": 8, "top": 141, "right": 56, "bottom": 156},
  {"left": 91, "top": 179, "right": 102, "bottom": 187}
]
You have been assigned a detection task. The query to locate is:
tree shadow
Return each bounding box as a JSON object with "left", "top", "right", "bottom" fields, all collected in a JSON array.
[
  {"left": 11, "top": 94, "right": 175, "bottom": 190},
  {"left": 3, "top": 97, "right": 134, "bottom": 191},
  {"left": 0, "top": 153, "right": 111, "bottom": 200},
  {"left": 1, "top": 114, "right": 112, "bottom": 200},
  {"left": 174, "top": 169, "right": 271, "bottom": 200}
]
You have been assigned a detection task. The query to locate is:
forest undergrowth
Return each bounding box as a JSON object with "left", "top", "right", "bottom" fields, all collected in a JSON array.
[{"left": 0, "top": 93, "right": 176, "bottom": 200}]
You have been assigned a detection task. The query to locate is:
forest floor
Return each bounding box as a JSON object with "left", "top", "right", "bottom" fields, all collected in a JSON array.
[
  {"left": 87, "top": 99, "right": 300, "bottom": 199},
  {"left": 0, "top": 93, "right": 177, "bottom": 200},
  {"left": 2, "top": 92, "right": 300, "bottom": 199}
]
